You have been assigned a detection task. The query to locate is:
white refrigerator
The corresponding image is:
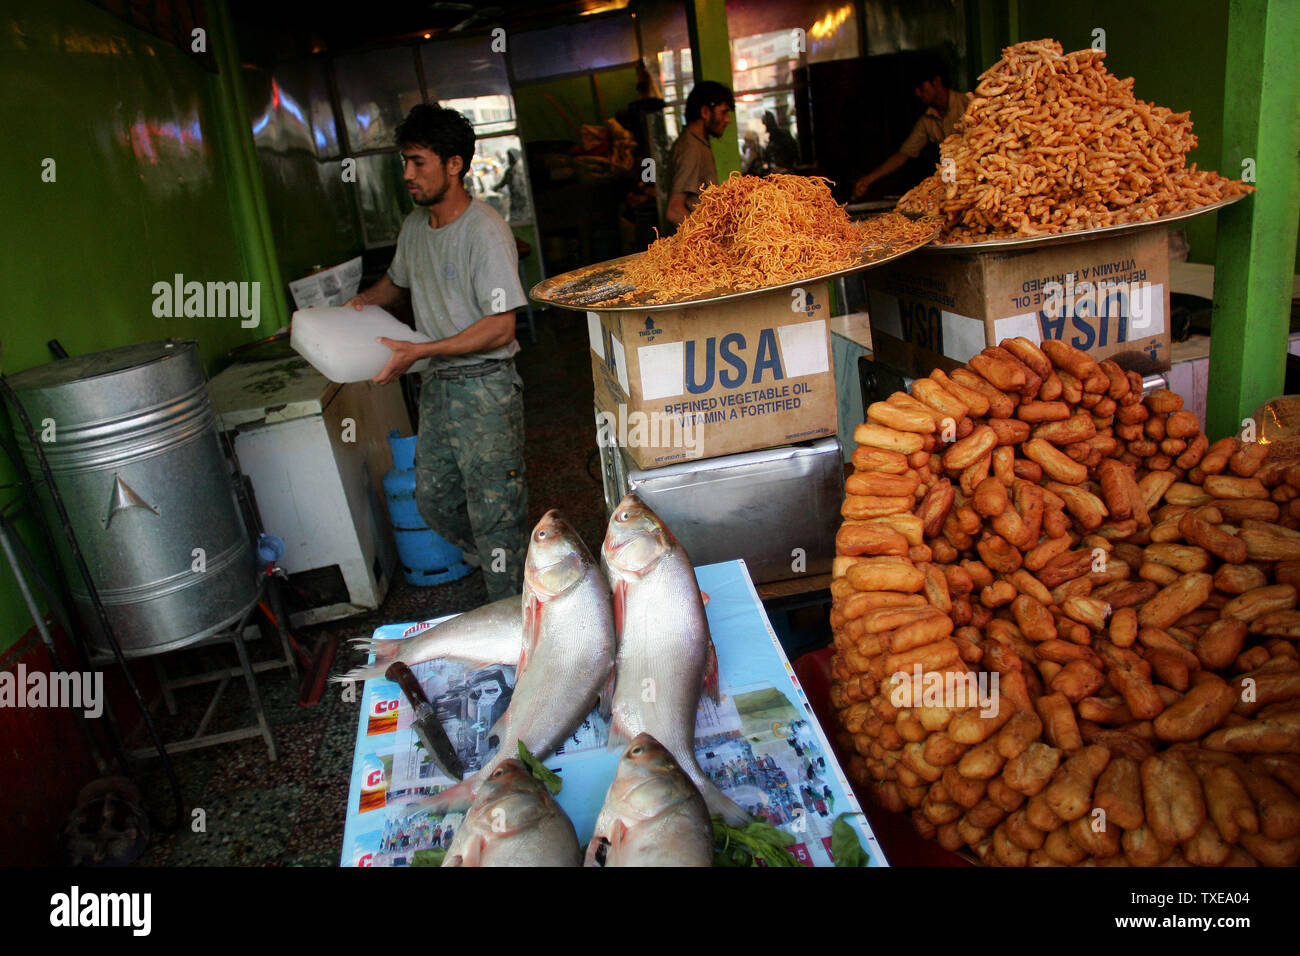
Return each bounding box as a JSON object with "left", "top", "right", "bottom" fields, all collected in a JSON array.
[{"left": 209, "top": 357, "right": 409, "bottom": 625}]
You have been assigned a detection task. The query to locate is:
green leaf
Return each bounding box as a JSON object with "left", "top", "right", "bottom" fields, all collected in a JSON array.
[
  {"left": 517, "top": 741, "right": 562, "bottom": 794},
  {"left": 831, "top": 813, "right": 871, "bottom": 867},
  {"left": 711, "top": 815, "right": 803, "bottom": 867},
  {"left": 411, "top": 848, "right": 446, "bottom": 867},
  {"left": 744, "top": 820, "right": 796, "bottom": 848}
]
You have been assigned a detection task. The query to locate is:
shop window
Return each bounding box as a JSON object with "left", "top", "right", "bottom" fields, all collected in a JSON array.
[
  {"left": 247, "top": 59, "right": 340, "bottom": 160},
  {"left": 726, "top": 0, "right": 860, "bottom": 165},
  {"left": 510, "top": 16, "right": 639, "bottom": 82},
  {"left": 470, "top": 134, "right": 531, "bottom": 226},
  {"left": 637, "top": 0, "right": 694, "bottom": 141},
  {"left": 353, "top": 152, "right": 410, "bottom": 246},
  {"left": 334, "top": 47, "right": 423, "bottom": 152}
]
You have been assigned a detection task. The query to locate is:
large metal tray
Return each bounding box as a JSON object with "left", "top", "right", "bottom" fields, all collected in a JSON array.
[
  {"left": 846, "top": 198, "right": 900, "bottom": 217},
  {"left": 529, "top": 224, "right": 940, "bottom": 313},
  {"left": 918, "top": 193, "right": 1247, "bottom": 254}
]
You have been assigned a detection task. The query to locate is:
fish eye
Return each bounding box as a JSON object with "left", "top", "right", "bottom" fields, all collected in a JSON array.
[
  {"left": 618, "top": 511, "right": 629, "bottom": 521},
  {"left": 491, "top": 767, "right": 507, "bottom": 778},
  {"left": 536, "top": 530, "right": 547, "bottom": 540},
  {"left": 630, "top": 746, "right": 643, "bottom": 756}
]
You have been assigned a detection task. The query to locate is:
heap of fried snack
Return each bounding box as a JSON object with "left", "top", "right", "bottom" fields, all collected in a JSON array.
[
  {"left": 830, "top": 337, "right": 1300, "bottom": 866},
  {"left": 897, "top": 39, "right": 1255, "bottom": 243},
  {"left": 614, "top": 173, "right": 934, "bottom": 304}
]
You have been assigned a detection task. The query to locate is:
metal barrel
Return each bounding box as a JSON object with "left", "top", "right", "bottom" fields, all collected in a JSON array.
[{"left": 6, "top": 339, "right": 259, "bottom": 657}]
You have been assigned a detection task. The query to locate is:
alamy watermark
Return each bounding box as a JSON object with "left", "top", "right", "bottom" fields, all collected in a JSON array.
[
  {"left": 889, "top": 664, "right": 1000, "bottom": 718},
  {"left": 0, "top": 665, "right": 102, "bottom": 718},
  {"left": 152, "top": 273, "right": 260, "bottom": 328},
  {"left": 49, "top": 886, "right": 150, "bottom": 936},
  {"left": 596, "top": 404, "right": 704, "bottom": 459}
]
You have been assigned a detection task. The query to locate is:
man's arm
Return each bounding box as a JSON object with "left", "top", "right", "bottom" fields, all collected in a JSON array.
[
  {"left": 852, "top": 115, "right": 931, "bottom": 199},
  {"left": 851, "top": 151, "right": 908, "bottom": 199},
  {"left": 346, "top": 274, "right": 407, "bottom": 311},
  {"left": 372, "top": 312, "right": 516, "bottom": 385},
  {"left": 666, "top": 192, "right": 691, "bottom": 225},
  {"left": 666, "top": 138, "right": 712, "bottom": 225}
]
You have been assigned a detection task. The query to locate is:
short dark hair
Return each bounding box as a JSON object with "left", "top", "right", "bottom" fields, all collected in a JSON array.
[
  {"left": 910, "top": 57, "right": 951, "bottom": 91},
  {"left": 395, "top": 104, "right": 475, "bottom": 180},
  {"left": 684, "top": 81, "right": 734, "bottom": 122}
]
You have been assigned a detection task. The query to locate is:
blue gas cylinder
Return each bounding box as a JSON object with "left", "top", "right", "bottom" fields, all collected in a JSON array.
[{"left": 383, "top": 430, "right": 473, "bottom": 586}]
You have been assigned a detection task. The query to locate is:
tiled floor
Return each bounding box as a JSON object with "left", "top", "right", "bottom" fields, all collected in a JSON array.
[{"left": 134, "top": 308, "right": 608, "bottom": 865}]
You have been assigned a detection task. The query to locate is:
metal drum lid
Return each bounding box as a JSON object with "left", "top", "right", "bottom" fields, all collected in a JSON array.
[
  {"left": 5, "top": 340, "right": 204, "bottom": 438},
  {"left": 6, "top": 339, "right": 196, "bottom": 392}
]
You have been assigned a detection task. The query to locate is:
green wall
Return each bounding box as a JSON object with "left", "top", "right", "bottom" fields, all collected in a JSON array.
[
  {"left": 0, "top": 0, "right": 266, "bottom": 652},
  {"left": 243, "top": 66, "right": 362, "bottom": 285},
  {"left": 257, "top": 152, "right": 360, "bottom": 284},
  {"left": 691, "top": 0, "right": 742, "bottom": 179},
  {"left": 512, "top": 64, "right": 640, "bottom": 287},
  {"left": 514, "top": 66, "right": 641, "bottom": 144},
  {"left": 240, "top": 57, "right": 616, "bottom": 303}
]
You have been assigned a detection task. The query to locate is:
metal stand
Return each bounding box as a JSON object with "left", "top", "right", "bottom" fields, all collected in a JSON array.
[{"left": 101, "top": 576, "right": 296, "bottom": 762}]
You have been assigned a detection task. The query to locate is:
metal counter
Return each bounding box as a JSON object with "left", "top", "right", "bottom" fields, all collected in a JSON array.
[{"left": 598, "top": 435, "right": 844, "bottom": 584}]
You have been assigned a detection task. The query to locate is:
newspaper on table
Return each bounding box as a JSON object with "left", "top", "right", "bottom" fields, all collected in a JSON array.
[
  {"left": 384, "top": 659, "right": 612, "bottom": 796},
  {"left": 341, "top": 560, "right": 885, "bottom": 867},
  {"left": 288, "top": 257, "right": 363, "bottom": 309}
]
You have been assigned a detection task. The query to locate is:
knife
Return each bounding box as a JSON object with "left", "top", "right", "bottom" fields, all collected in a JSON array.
[{"left": 386, "top": 661, "right": 464, "bottom": 781}]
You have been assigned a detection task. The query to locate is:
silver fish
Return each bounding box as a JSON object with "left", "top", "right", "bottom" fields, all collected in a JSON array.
[
  {"left": 442, "top": 759, "right": 580, "bottom": 867},
  {"left": 586, "top": 733, "right": 713, "bottom": 867},
  {"left": 331, "top": 595, "right": 523, "bottom": 684},
  {"left": 412, "top": 509, "right": 616, "bottom": 813},
  {"left": 602, "top": 494, "right": 749, "bottom": 825}
]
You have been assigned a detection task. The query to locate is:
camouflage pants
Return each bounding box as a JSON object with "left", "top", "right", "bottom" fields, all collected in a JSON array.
[{"left": 414, "top": 363, "right": 528, "bottom": 601}]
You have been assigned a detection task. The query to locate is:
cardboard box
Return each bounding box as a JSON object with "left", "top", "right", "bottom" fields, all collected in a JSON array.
[
  {"left": 587, "top": 282, "right": 838, "bottom": 469},
  {"left": 866, "top": 229, "right": 1172, "bottom": 378}
]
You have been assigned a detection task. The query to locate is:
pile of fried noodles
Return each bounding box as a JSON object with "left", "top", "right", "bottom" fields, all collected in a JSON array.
[{"left": 614, "top": 173, "right": 934, "bottom": 304}]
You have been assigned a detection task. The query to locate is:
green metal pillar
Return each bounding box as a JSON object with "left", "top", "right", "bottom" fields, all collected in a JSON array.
[
  {"left": 1206, "top": 0, "right": 1300, "bottom": 440},
  {"left": 971, "top": 0, "right": 1014, "bottom": 79},
  {"left": 966, "top": 0, "right": 1013, "bottom": 88},
  {"left": 687, "top": 0, "right": 742, "bottom": 180},
  {"left": 205, "top": 0, "right": 289, "bottom": 335}
]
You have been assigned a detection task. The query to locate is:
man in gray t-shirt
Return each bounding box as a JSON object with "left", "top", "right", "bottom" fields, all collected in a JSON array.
[
  {"left": 347, "top": 105, "right": 529, "bottom": 600},
  {"left": 665, "top": 80, "right": 733, "bottom": 227},
  {"left": 387, "top": 200, "right": 524, "bottom": 370}
]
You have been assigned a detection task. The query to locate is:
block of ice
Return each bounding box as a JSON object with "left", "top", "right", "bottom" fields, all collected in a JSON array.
[{"left": 290, "top": 306, "right": 432, "bottom": 383}]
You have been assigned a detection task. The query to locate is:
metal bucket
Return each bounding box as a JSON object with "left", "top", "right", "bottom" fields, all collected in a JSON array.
[{"left": 6, "top": 340, "right": 259, "bottom": 657}]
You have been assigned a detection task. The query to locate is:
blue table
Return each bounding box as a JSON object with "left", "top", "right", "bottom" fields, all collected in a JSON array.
[{"left": 340, "top": 559, "right": 886, "bottom": 867}]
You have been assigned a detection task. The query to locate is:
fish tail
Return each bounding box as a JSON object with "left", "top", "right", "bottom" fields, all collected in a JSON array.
[
  {"left": 684, "top": 755, "right": 751, "bottom": 825},
  {"left": 673, "top": 743, "right": 752, "bottom": 825},
  {"left": 328, "top": 662, "right": 387, "bottom": 684},
  {"left": 699, "top": 777, "right": 751, "bottom": 826},
  {"left": 404, "top": 774, "right": 480, "bottom": 816},
  {"left": 328, "top": 636, "right": 403, "bottom": 684},
  {"left": 606, "top": 712, "right": 634, "bottom": 750}
]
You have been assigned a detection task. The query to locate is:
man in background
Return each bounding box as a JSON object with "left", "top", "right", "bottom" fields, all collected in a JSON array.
[
  {"left": 851, "top": 64, "right": 972, "bottom": 199},
  {"left": 618, "top": 61, "right": 669, "bottom": 250},
  {"left": 665, "top": 80, "right": 734, "bottom": 225},
  {"left": 761, "top": 110, "right": 799, "bottom": 170},
  {"left": 346, "top": 105, "right": 528, "bottom": 601}
]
